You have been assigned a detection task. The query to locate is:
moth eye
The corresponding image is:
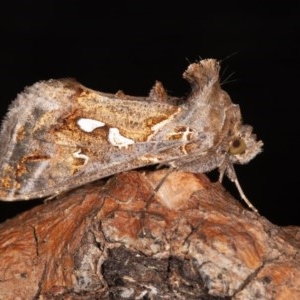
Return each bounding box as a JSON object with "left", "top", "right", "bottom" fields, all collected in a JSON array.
[{"left": 229, "top": 137, "right": 246, "bottom": 155}]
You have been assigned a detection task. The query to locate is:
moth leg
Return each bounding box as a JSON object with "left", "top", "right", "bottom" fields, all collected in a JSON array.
[
  {"left": 151, "top": 166, "right": 175, "bottom": 193},
  {"left": 232, "top": 176, "right": 258, "bottom": 214},
  {"left": 219, "top": 157, "right": 259, "bottom": 214},
  {"left": 43, "top": 189, "right": 72, "bottom": 203},
  {"left": 139, "top": 167, "right": 175, "bottom": 237},
  {"left": 44, "top": 191, "right": 61, "bottom": 203},
  {"left": 218, "top": 165, "right": 225, "bottom": 183}
]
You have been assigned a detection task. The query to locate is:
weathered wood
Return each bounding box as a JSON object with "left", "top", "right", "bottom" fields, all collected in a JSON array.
[{"left": 0, "top": 170, "right": 299, "bottom": 299}]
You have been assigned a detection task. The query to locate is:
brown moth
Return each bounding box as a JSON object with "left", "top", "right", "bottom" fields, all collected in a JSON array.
[{"left": 0, "top": 59, "right": 263, "bottom": 212}]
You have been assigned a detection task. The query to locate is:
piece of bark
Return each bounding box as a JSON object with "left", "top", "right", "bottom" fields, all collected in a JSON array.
[{"left": 0, "top": 170, "right": 300, "bottom": 299}]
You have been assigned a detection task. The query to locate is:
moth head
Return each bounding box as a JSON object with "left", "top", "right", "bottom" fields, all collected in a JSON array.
[{"left": 228, "top": 125, "right": 263, "bottom": 164}]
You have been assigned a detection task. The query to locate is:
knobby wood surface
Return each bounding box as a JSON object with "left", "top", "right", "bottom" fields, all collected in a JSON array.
[{"left": 0, "top": 170, "right": 300, "bottom": 299}]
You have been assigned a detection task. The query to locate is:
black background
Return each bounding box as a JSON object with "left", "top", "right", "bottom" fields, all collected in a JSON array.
[{"left": 0, "top": 2, "right": 299, "bottom": 226}]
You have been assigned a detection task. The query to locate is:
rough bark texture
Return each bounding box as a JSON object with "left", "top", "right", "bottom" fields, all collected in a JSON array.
[{"left": 0, "top": 170, "right": 300, "bottom": 299}]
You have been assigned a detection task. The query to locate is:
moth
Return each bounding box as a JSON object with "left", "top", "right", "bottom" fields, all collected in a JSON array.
[{"left": 0, "top": 59, "right": 263, "bottom": 212}]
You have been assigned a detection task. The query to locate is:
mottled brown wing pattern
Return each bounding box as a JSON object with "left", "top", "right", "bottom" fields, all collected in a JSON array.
[{"left": 0, "top": 59, "right": 263, "bottom": 209}]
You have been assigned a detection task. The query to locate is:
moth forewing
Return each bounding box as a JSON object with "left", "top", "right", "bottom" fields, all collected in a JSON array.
[{"left": 0, "top": 59, "right": 263, "bottom": 209}]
